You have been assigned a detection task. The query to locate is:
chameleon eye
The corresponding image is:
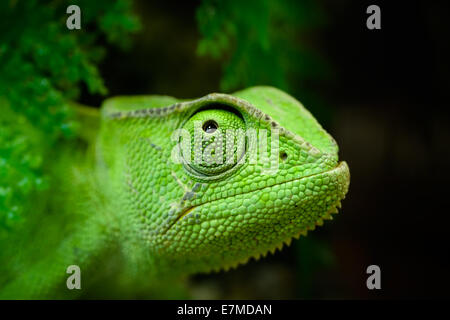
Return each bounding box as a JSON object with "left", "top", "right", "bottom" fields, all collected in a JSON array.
[
  {"left": 181, "top": 108, "right": 246, "bottom": 176},
  {"left": 202, "top": 120, "right": 218, "bottom": 134}
]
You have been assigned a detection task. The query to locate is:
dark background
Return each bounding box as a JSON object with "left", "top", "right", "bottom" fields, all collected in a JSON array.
[{"left": 80, "top": 0, "right": 450, "bottom": 299}]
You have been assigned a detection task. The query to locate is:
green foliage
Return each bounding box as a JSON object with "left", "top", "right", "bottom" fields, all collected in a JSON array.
[
  {"left": 196, "top": 0, "right": 329, "bottom": 93},
  {"left": 0, "top": 0, "right": 140, "bottom": 233}
]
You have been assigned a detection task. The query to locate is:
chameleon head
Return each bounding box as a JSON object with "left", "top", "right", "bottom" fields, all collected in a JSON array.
[{"left": 100, "top": 86, "right": 350, "bottom": 274}]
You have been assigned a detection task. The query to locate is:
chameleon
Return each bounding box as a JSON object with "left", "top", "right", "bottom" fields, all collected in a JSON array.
[{"left": 0, "top": 86, "right": 350, "bottom": 299}]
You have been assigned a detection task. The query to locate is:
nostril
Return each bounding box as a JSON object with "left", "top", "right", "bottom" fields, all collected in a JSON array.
[{"left": 280, "top": 151, "right": 288, "bottom": 161}]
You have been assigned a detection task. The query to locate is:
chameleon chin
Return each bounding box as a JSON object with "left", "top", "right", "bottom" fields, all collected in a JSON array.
[{"left": 0, "top": 86, "right": 349, "bottom": 298}]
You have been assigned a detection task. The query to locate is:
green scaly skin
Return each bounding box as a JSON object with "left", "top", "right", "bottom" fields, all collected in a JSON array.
[{"left": 0, "top": 86, "right": 350, "bottom": 299}]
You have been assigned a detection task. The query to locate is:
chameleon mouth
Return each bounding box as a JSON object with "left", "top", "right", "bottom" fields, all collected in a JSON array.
[
  {"left": 176, "top": 206, "right": 196, "bottom": 222},
  {"left": 171, "top": 161, "right": 349, "bottom": 230}
]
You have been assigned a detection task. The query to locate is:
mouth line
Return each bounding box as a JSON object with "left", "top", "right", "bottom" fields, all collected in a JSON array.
[{"left": 168, "top": 161, "right": 347, "bottom": 230}]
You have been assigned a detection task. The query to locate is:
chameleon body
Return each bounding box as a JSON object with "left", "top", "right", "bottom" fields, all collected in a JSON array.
[{"left": 0, "top": 86, "right": 349, "bottom": 298}]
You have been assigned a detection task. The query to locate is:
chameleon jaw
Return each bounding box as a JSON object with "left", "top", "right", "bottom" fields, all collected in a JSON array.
[
  {"left": 207, "top": 161, "right": 350, "bottom": 273},
  {"left": 168, "top": 161, "right": 349, "bottom": 231},
  {"left": 211, "top": 198, "right": 344, "bottom": 273},
  {"left": 158, "top": 160, "right": 349, "bottom": 274}
]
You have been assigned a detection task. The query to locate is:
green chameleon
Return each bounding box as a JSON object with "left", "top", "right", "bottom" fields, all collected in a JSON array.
[{"left": 0, "top": 86, "right": 349, "bottom": 299}]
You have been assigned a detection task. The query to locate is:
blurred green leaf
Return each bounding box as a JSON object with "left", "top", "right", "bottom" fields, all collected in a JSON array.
[{"left": 196, "top": 0, "right": 329, "bottom": 93}]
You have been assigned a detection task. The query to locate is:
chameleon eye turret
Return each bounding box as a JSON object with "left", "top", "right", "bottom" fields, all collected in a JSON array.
[{"left": 181, "top": 108, "right": 246, "bottom": 176}]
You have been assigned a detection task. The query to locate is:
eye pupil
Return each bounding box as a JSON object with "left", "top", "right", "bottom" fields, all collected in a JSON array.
[{"left": 203, "top": 120, "right": 218, "bottom": 133}]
